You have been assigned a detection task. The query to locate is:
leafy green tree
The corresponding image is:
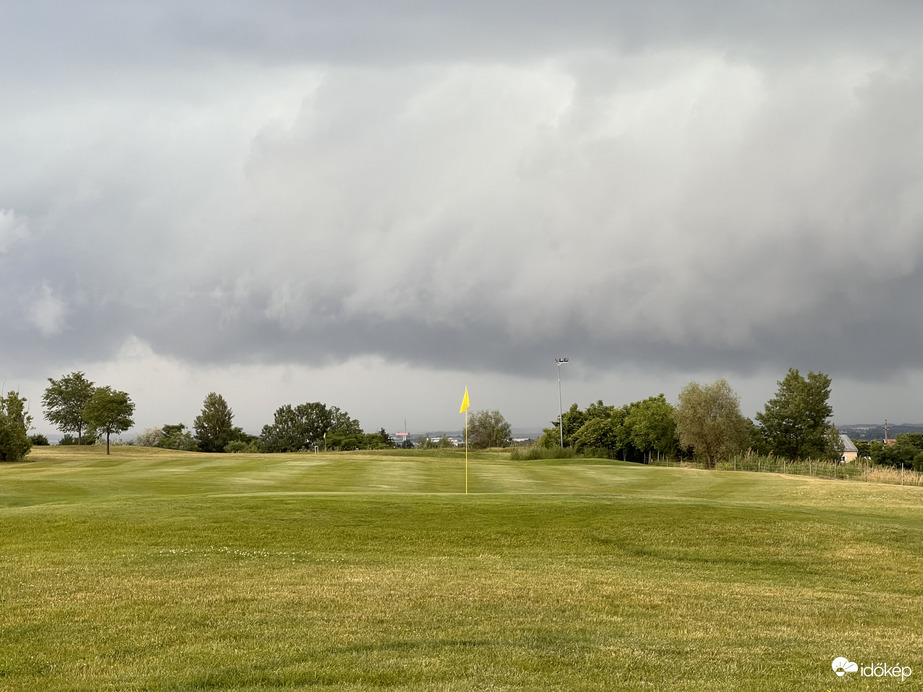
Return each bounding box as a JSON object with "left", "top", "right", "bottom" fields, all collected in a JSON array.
[
  {"left": 539, "top": 403, "right": 589, "bottom": 448},
  {"left": 225, "top": 439, "right": 260, "bottom": 453},
  {"left": 260, "top": 402, "right": 334, "bottom": 453},
  {"left": 575, "top": 401, "right": 650, "bottom": 461},
  {"left": 225, "top": 427, "right": 258, "bottom": 453},
  {"left": 0, "top": 391, "right": 32, "bottom": 462},
  {"left": 467, "top": 410, "right": 512, "bottom": 449},
  {"left": 363, "top": 428, "right": 394, "bottom": 449},
  {"left": 755, "top": 369, "right": 836, "bottom": 460},
  {"left": 572, "top": 415, "right": 622, "bottom": 457},
  {"left": 915, "top": 452, "right": 923, "bottom": 473},
  {"left": 194, "top": 393, "right": 235, "bottom": 453},
  {"left": 59, "top": 433, "right": 94, "bottom": 445},
  {"left": 325, "top": 407, "right": 364, "bottom": 450},
  {"left": 899, "top": 432, "right": 923, "bottom": 450},
  {"left": 82, "top": 386, "right": 135, "bottom": 455},
  {"left": 625, "top": 394, "right": 680, "bottom": 462},
  {"left": 872, "top": 433, "right": 923, "bottom": 468},
  {"left": 160, "top": 423, "right": 199, "bottom": 451},
  {"left": 826, "top": 424, "right": 845, "bottom": 461},
  {"left": 29, "top": 433, "right": 50, "bottom": 446},
  {"left": 544, "top": 401, "right": 627, "bottom": 459},
  {"left": 42, "top": 371, "right": 95, "bottom": 444},
  {"left": 674, "top": 379, "right": 749, "bottom": 468}
]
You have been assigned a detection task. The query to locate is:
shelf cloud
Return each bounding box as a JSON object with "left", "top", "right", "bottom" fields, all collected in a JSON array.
[{"left": 3, "top": 1, "right": 922, "bottom": 432}]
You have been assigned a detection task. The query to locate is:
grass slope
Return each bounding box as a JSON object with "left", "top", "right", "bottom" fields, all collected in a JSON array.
[{"left": 2, "top": 447, "right": 922, "bottom": 690}]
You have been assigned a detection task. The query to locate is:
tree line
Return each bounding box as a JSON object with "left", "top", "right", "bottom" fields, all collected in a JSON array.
[
  {"left": 537, "top": 369, "right": 843, "bottom": 467},
  {"left": 0, "top": 366, "right": 859, "bottom": 466},
  {"left": 0, "top": 367, "right": 523, "bottom": 462},
  {"left": 1, "top": 372, "right": 136, "bottom": 459},
  {"left": 862, "top": 434, "right": 923, "bottom": 470}
]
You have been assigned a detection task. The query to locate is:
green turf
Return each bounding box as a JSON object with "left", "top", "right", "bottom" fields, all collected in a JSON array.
[{"left": 2, "top": 446, "right": 922, "bottom": 690}]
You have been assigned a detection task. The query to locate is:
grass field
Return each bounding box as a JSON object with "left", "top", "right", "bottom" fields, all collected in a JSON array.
[{"left": 2, "top": 446, "right": 923, "bottom": 690}]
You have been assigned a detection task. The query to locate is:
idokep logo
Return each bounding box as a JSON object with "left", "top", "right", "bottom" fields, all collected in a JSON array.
[
  {"left": 832, "top": 656, "right": 912, "bottom": 681},
  {"left": 832, "top": 657, "right": 858, "bottom": 677}
]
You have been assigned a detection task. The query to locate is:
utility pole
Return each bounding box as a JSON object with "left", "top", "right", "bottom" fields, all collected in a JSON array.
[{"left": 555, "top": 358, "right": 569, "bottom": 448}]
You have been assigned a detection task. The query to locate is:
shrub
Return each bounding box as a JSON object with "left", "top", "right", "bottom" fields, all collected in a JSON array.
[
  {"left": 133, "top": 427, "right": 164, "bottom": 448},
  {"left": 224, "top": 440, "right": 260, "bottom": 453},
  {"left": 1, "top": 391, "right": 32, "bottom": 462},
  {"left": 510, "top": 446, "right": 576, "bottom": 461}
]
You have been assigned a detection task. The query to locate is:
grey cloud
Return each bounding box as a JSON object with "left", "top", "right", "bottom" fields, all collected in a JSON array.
[
  {"left": 5, "top": 2, "right": 923, "bottom": 76},
  {"left": 3, "top": 2, "right": 923, "bottom": 413}
]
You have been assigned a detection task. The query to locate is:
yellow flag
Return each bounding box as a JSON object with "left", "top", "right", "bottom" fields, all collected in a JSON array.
[{"left": 459, "top": 386, "right": 469, "bottom": 413}]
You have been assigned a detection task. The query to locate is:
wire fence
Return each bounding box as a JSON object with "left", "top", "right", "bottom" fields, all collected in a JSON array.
[{"left": 647, "top": 454, "right": 923, "bottom": 487}]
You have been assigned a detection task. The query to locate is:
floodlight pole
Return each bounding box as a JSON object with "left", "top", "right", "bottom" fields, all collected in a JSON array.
[{"left": 555, "top": 358, "right": 569, "bottom": 448}]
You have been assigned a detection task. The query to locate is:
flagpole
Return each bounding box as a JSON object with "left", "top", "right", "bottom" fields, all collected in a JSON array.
[
  {"left": 460, "top": 386, "right": 470, "bottom": 495},
  {"left": 465, "top": 407, "right": 468, "bottom": 495}
]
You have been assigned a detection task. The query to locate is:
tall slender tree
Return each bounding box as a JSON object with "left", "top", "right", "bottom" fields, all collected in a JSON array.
[
  {"left": 756, "top": 369, "right": 836, "bottom": 460},
  {"left": 194, "top": 393, "right": 235, "bottom": 452}
]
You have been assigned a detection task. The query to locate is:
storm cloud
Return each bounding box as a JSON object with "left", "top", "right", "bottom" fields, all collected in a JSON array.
[{"left": 3, "top": 1, "right": 923, "bottom": 432}]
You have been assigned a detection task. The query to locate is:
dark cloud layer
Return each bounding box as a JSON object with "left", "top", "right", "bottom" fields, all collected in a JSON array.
[{"left": 2, "top": 2, "right": 923, "bottom": 427}]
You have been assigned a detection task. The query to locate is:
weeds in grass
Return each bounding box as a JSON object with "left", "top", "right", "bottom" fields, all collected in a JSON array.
[{"left": 509, "top": 445, "right": 576, "bottom": 461}]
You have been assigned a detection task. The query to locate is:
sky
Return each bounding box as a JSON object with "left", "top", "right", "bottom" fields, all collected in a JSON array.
[{"left": 3, "top": 1, "right": 923, "bottom": 438}]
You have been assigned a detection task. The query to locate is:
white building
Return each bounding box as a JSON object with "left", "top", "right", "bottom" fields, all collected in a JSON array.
[{"left": 839, "top": 434, "right": 858, "bottom": 463}]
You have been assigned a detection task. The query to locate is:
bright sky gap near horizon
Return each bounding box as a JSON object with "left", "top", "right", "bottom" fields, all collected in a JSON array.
[{"left": 2, "top": 1, "right": 923, "bottom": 437}]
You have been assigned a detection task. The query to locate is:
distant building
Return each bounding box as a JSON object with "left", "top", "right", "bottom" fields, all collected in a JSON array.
[{"left": 839, "top": 434, "right": 858, "bottom": 463}]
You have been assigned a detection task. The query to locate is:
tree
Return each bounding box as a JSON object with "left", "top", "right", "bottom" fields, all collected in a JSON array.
[
  {"left": 538, "top": 403, "right": 591, "bottom": 449},
  {"left": 755, "top": 369, "right": 837, "bottom": 460},
  {"left": 324, "top": 407, "right": 364, "bottom": 450},
  {"left": 133, "top": 427, "right": 164, "bottom": 447},
  {"left": 625, "top": 394, "right": 680, "bottom": 462},
  {"left": 363, "top": 428, "right": 394, "bottom": 449},
  {"left": 82, "top": 386, "right": 135, "bottom": 455},
  {"left": 572, "top": 415, "right": 622, "bottom": 457},
  {"left": 160, "top": 423, "right": 199, "bottom": 451},
  {"left": 467, "top": 410, "right": 512, "bottom": 449},
  {"left": 225, "top": 428, "right": 258, "bottom": 453},
  {"left": 42, "top": 371, "right": 95, "bottom": 444},
  {"left": 871, "top": 433, "right": 923, "bottom": 468},
  {"left": 674, "top": 379, "right": 748, "bottom": 468},
  {"left": 259, "top": 402, "right": 334, "bottom": 453},
  {"left": 194, "top": 393, "right": 235, "bottom": 453},
  {"left": 0, "top": 391, "right": 32, "bottom": 462}
]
